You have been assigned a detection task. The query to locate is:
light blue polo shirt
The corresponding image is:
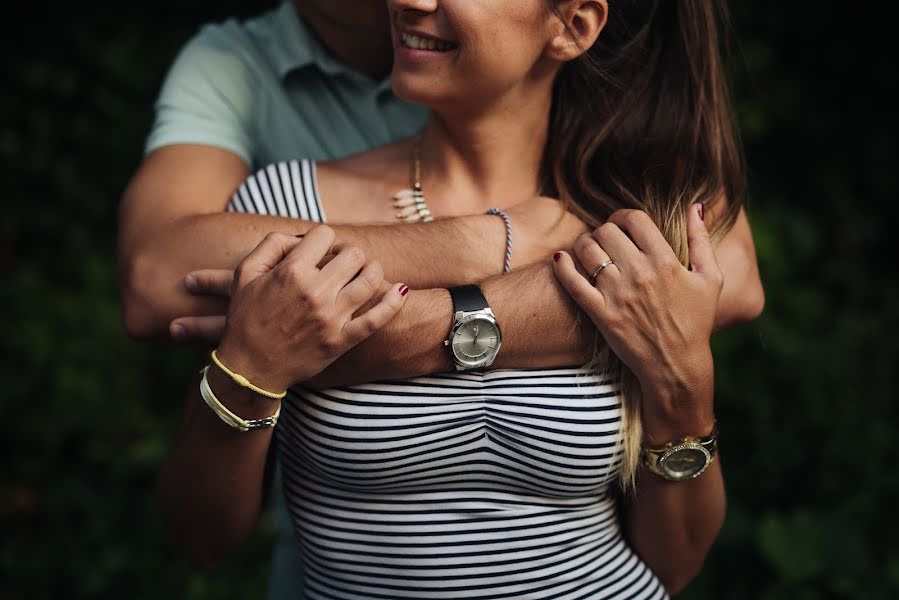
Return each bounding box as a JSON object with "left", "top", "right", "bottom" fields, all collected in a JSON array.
[
  {"left": 146, "top": 1, "right": 427, "bottom": 168},
  {"left": 145, "top": 3, "right": 428, "bottom": 599}
]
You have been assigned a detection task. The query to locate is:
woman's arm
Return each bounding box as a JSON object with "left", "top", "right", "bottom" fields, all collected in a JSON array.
[
  {"left": 552, "top": 206, "right": 731, "bottom": 594},
  {"left": 157, "top": 366, "right": 276, "bottom": 569},
  {"left": 157, "top": 229, "right": 408, "bottom": 567}
]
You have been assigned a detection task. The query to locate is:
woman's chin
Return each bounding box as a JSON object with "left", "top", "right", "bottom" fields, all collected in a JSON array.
[{"left": 390, "top": 76, "right": 451, "bottom": 110}]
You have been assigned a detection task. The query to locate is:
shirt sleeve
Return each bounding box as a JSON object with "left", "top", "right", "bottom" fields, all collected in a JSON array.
[{"left": 144, "top": 23, "right": 256, "bottom": 166}]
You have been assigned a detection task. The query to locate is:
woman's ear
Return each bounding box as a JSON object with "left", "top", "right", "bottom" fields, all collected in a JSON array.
[{"left": 545, "top": 0, "right": 608, "bottom": 62}]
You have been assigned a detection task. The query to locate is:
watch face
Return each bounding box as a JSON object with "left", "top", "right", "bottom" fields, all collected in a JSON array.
[
  {"left": 451, "top": 316, "right": 501, "bottom": 368},
  {"left": 659, "top": 444, "right": 711, "bottom": 481}
]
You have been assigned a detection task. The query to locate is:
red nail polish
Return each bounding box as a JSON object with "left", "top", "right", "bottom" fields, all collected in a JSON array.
[
  {"left": 697, "top": 204, "right": 705, "bottom": 221},
  {"left": 399, "top": 285, "right": 409, "bottom": 296},
  {"left": 553, "top": 251, "right": 562, "bottom": 262}
]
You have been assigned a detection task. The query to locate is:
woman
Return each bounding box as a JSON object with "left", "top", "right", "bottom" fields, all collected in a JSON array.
[{"left": 159, "top": 0, "right": 761, "bottom": 597}]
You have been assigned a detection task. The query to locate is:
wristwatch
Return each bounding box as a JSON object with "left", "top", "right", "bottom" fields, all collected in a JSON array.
[
  {"left": 642, "top": 423, "right": 719, "bottom": 481},
  {"left": 443, "top": 285, "right": 503, "bottom": 371}
]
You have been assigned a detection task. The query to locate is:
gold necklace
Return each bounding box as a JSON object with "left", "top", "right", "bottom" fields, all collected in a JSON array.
[{"left": 391, "top": 136, "right": 434, "bottom": 222}]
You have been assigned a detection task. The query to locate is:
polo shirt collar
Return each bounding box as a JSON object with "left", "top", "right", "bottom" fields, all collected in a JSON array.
[{"left": 270, "top": 2, "right": 360, "bottom": 79}]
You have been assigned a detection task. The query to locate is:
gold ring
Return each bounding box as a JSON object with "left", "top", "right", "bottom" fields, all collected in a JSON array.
[{"left": 591, "top": 260, "right": 614, "bottom": 280}]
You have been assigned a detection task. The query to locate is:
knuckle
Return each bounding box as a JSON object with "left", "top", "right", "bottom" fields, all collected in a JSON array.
[
  {"left": 320, "top": 335, "right": 343, "bottom": 355},
  {"left": 315, "top": 224, "right": 336, "bottom": 242},
  {"left": 345, "top": 245, "right": 366, "bottom": 266},
  {"left": 360, "top": 262, "right": 383, "bottom": 292},
  {"left": 596, "top": 222, "right": 617, "bottom": 240},
  {"left": 574, "top": 232, "right": 594, "bottom": 251},
  {"left": 273, "top": 263, "right": 300, "bottom": 285},
  {"left": 658, "top": 256, "right": 681, "bottom": 275},
  {"left": 358, "top": 316, "right": 380, "bottom": 337},
  {"left": 632, "top": 268, "right": 654, "bottom": 289},
  {"left": 299, "top": 288, "right": 323, "bottom": 311},
  {"left": 233, "top": 263, "right": 249, "bottom": 286}
]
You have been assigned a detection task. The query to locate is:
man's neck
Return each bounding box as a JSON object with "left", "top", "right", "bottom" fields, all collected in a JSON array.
[{"left": 293, "top": 1, "right": 393, "bottom": 79}]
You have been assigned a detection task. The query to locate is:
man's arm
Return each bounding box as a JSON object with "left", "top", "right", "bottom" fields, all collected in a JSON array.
[
  {"left": 118, "top": 146, "right": 579, "bottom": 340},
  {"left": 306, "top": 206, "right": 765, "bottom": 389}
]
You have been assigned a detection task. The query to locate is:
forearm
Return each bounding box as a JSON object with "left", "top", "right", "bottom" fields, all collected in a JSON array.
[
  {"left": 625, "top": 461, "right": 726, "bottom": 595},
  {"left": 308, "top": 208, "right": 763, "bottom": 389},
  {"left": 121, "top": 211, "right": 506, "bottom": 339},
  {"left": 157, "top": 366, "right": 277, "bottom": 569},
  {"left": 624, "top": 383, "right": 725, "bottom": 595},
  {"left": 306, "top": 261, "right": 593, "bottom": 389}
]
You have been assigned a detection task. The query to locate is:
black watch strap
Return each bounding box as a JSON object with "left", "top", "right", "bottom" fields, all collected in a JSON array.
[{"left": 448, "top": 285, "right": 489, "bottom": 314}]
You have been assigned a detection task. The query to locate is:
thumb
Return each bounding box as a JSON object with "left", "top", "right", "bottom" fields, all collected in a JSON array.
[{"left": 687, "top": 203, "right": 718, "bottom": 276}]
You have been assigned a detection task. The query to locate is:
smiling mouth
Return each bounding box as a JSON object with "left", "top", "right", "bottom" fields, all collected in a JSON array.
[{"left": 400, "top": 32, "right": 458, "bottom": 52}]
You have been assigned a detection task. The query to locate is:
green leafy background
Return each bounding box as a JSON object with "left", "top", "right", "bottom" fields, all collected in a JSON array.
[{"left": 3, "top": 2, "right": 896, "bottom": 598}]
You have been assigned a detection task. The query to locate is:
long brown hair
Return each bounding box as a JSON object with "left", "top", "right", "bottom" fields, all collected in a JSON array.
[{"left": 544, "top": 0, "right": 746, "bottom": 490}]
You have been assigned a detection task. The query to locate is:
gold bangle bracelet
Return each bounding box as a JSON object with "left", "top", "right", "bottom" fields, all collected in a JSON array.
[{"left": 210, "top": 349, "right": 287, "bottom": 399}]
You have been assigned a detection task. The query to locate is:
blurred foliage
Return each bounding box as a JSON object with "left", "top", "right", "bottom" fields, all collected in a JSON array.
[{"left": 1, "top": 1, "right": 896, "bottom": 598}]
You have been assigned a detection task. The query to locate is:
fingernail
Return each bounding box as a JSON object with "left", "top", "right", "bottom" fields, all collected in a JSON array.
[
  {"left": 171, "top": 324, "right": 185, "bottom": 339},
  {"left": 697, "top": 203, "right": 705, "bottom": 221},
  {"left": 294, "top": 234, "right": 305, "bottom": 238},
  {"left": 184, "top": 274, "right": 197, "bottom": 290},
  {"left": 553, "top": 251, "right": 562, "bottom": 262},
  {"left": 399, "top": 284, "right": 409, "bottom": 296}
]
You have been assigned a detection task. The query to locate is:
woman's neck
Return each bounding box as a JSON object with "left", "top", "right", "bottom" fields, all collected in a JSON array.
[{"left": 417, "top": 92, "right": 553, "bottom": 215}]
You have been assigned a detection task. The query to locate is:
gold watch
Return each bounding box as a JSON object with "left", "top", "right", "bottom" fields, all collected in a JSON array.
[{"left": 642, "top": 423, "right": 719, "bottom": 481}]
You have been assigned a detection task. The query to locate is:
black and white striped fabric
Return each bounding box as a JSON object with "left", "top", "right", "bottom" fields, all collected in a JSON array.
[{"left": 227, "top": 161, "right": 667, "bottom": 600}]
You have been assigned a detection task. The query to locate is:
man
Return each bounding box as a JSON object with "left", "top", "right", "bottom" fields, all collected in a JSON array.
[{"left": 119, "top": 1, "right": 763, "bottom": 597}]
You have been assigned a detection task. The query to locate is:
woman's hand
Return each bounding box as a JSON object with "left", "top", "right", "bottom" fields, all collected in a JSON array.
[
  {"left": 214, "top": 226, "right": 408, "bottom": 391},
  {"left": 552, "top": 204, "right": 722, "bottom": 438}
]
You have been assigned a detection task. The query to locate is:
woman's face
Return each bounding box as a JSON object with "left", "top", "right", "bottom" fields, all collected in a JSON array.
[{"left": 388, "top": 0, "right": 560, "bottom": 111}]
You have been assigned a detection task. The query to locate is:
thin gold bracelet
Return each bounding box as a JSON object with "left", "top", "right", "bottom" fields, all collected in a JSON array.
[
  {"left": 199, "top": 366, "right": 281, "bottom": 432},
  {"left": 210, "top": 349, "right": 287, "bottom": 399}
]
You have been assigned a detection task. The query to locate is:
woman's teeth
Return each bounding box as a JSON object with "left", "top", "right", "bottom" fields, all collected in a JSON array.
[{"left": 401, "top": 33, "right": 455, "bottom": 52}]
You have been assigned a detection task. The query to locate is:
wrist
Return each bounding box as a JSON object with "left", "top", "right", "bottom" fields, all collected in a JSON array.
[
  {"left": 640, "top": 347, "right": 715, "bottom": 444},
  {"left": 205, "top": 361, "right": 282, "bottom": 421},
  {"left": 214, "top": 341, "right": 289, "bottom": 395}
]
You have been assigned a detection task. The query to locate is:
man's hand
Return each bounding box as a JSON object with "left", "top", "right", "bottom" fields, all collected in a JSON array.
[{"left": 169, "top": 269, "right": 233, "bottom": 342}]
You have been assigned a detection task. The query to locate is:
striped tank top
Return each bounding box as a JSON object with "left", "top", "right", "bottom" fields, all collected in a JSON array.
[{"left": 228, "top": 161, "right": 668, "bottom": 600}]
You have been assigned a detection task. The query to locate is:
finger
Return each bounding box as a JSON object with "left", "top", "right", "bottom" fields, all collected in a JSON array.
[
  {"left": 593, "top": 222, "right": 641, "bottom": 264},
  {"left": 552, "top": 251, "right": 606, "bottom": 321},
  {"left": 278, "top": 224, "right": 336, "bottom": 274},
  {"left": 342, "top": 283, "right": 408, "bottom": 347},
  {"left": 185, "top": 269, "right": 234, "bottom": 298},
  {"left": 169, "top": 316, "right": 227, "bottom": 343},
  {"left": 235, "top": 232, "right": 303, "bottom": 288},
  {"left": 572, "top": 232, "right": 618, "bottom": 284},
  {"left": 606, "top": 209, "right": 672, "bottom": 257},
  {"left": 687, "top": 203, "right": 719, "bottom": 276},
  {"left": 318, "top": 244, "right": 367, "bottom": 295},
  {"left": 315, "top": 251, "right": 338, "bottom": 270},
  {"left": 337, "top": 260, "right": 384, "bottom": 312}
]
